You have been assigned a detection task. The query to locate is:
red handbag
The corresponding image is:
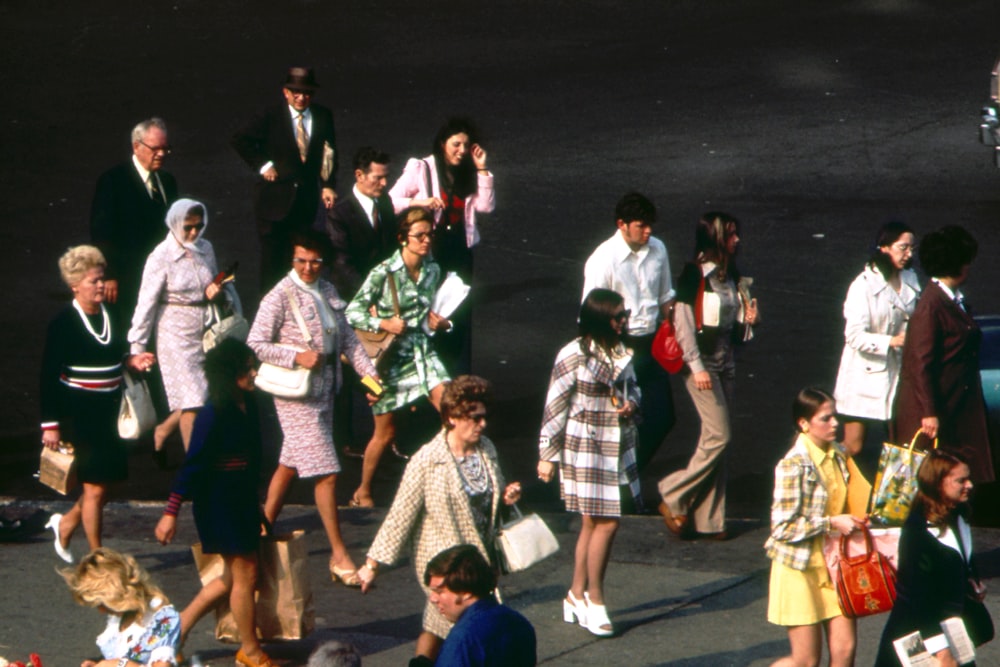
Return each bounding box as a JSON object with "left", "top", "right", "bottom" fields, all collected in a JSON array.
[
  {"left": 652, "top": 319, "right": 684, "bottom": 373},
  {"left": 834, "top": 524, "right": 898, "bottom": 618}
]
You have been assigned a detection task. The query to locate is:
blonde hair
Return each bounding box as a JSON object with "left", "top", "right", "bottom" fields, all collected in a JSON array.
[
  {"left": 58, "top": 245, "right": 106, "bottom": 288},
  {"left": 60, "top": 548, "right": 168, "bottom": 617}
]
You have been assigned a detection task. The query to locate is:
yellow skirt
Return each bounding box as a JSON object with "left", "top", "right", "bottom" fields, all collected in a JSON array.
[{"left": 767, "top": 558, "right": 843, "bottom": 626}]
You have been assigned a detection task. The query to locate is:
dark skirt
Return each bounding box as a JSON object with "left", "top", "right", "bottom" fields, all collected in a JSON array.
[
  {"left": 62, "top": 390, "right": 127, "bottom": 484},
  {"left": 192, "top": 470, "right": 261, "bottom": 555}
]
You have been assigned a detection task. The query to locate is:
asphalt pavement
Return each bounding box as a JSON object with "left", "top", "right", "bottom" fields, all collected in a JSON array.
[
  {"left": 5, "top": 500, "right": 1000, "bottom": 666},
  {"left": 3, "top": 0, "right": 1000, "bottom": 664}
]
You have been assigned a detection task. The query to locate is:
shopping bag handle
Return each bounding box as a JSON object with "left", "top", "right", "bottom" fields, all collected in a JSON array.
[{"left": 906, "top": 429, "right": 938, "bottom": 453}]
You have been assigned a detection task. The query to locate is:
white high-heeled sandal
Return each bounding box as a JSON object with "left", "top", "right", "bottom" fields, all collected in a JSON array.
[
  {"left": 562, "top": 590, "right": 587, "bottom": 627},
  {"left": 44, "top": 513, "right": 73, "bottom": 563},
  {"left": 584, "top": 592, "right": 614, "bottom": 637}
]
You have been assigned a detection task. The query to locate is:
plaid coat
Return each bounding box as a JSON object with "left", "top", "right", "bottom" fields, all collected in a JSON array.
[
  {"left": 539, "top": 338, "right": 641, "bottom": 517},
  {"left": 764, "top": 434, "right": 851, "bottom": 571},
  {"left": 367, "top": 429, "right": 505, "bottom": 638}
]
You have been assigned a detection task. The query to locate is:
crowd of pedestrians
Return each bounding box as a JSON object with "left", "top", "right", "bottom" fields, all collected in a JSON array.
[{"left": 35, "top": 64, "right": 995, "bottom": 667}]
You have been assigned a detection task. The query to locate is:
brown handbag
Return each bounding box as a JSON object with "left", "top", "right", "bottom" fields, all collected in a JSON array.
[
  {"left": 352, "top": 273, "right": 400, "bottom": 370},
  {"left": 835, "top": 524, "right": 898, "bottom": 618}
]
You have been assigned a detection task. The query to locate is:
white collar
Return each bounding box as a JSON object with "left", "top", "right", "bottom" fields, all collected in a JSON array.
[
  {"left": 288, "top": 105, "right": 311, "bottom": 120},
  {"left": 927, "top": 515, "right": 972, "bottom": 562},
  {"left": 131, "top": 154, "right": 153, "bottom": 183},
  {"left": 611, "top": 231, "right": 649, "bottom": 262},
  {"left": 932, "top": 278, "right": 962, "bottom": 302},
  {"left": 352, "top": 186, "right": 376, "bottom": 218}
]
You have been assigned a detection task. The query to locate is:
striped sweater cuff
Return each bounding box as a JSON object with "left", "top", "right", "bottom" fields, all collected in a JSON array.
[{"left": 164, "top": 493, "right": 184, "bottom": 517}]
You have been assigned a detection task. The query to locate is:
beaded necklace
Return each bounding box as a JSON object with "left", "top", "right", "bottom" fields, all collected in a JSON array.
[{"left": 72, "top": 300, "right": 112, "bottom": 346}]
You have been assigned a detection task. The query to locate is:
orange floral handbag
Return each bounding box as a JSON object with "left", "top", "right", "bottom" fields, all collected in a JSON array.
[{"left": 834, "top": 524, "right": 898, "bottom": 618}]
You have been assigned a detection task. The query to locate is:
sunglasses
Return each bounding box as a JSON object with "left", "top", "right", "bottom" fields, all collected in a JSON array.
[
  {"left": 183, "top": 222, "right": 205, "bottom": 232},
  {"left": 612, "top": 309, "right": 631, "bottom": 322}
]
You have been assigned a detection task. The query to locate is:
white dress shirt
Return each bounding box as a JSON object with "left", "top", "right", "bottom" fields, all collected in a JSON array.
[
  {"left": 131, "top": 154, "right": 164, "bottom": 200},
  {"left": 582, "top": 231, "right": 674, "bottom": 336},
  {"left": 352, "top": 185, "right": 377, "bottom": 227}
]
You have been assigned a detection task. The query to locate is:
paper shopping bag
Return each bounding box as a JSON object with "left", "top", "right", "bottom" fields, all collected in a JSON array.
[
  {"left": 38, "top": 443, "right": 76, "bottom": 495},
  {"left": 191, "top": 529, "right": 314, "bottom": 642}
]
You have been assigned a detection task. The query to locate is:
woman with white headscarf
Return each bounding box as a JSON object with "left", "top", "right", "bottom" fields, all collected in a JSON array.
[{"left": 129, "top": 198, "right": 228, "bottom": 451}]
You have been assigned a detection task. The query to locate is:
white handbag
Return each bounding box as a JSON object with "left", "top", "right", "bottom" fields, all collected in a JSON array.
[
  {"left": 255, "top": 344, "right": 312, "bottom": 398},
  {"left": 495, "top": 504, "right": 560, "bottom": 573},
  {"left": 118, "top": 371, "right": 156, "bottom": 440},
  {"left": 254, "top": 288, "right": 314, "bottom": 399}
]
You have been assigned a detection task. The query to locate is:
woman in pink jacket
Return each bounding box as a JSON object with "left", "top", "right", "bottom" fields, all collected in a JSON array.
[{"left": 388, "top": 117, "right": 495, "bottom": 374}]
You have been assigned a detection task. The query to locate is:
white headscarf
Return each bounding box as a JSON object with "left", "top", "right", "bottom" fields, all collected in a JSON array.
[{"left": 165, "top": 197, "right": 209, "bottom": 251}]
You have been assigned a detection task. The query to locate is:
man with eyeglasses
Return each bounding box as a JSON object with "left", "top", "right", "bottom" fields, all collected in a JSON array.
[
  {"left": 233, "top": 66, "right": 339, "bottom": 294},
  {"left": 90, "top": 117, "right": 178, "bottom": 330},
  {"left": 582, "top": 191, "right": 677, "bottom": 478}
]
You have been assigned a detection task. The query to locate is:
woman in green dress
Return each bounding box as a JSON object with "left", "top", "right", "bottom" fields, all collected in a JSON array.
[{"left": 346, "top": 207, "right": 452, "bottom": 507}]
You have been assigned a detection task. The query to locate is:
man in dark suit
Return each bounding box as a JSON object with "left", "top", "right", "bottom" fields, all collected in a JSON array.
[
  {"left": 90, "top": 117, "right": 178, "bottom": 330},
  {"left": 894, "top": 225, "right": 993, "bottom": 482},
  {"left": 325, "top": 147, "right": 398, "bottom": 454},
  {"left": 324, "top": 146, "right": 397, "bottom": 300},
  {"left": 232, "top": 66, "right": 339, "bottom": 293}
]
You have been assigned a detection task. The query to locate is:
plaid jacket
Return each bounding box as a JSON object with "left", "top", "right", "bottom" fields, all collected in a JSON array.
[
  {"left": 764, "top": 434, "right": 850, "bottom": 571},
  {"left": 539, "top": 338, "right": 641, "bottom": 516}
]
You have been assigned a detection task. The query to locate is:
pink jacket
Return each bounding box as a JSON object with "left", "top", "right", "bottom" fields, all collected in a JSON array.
[{"left": 388, "top": 155, "right": 495, "bottom": 248}]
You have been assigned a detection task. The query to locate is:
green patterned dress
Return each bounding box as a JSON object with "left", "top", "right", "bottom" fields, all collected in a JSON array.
[{"left": 346, "top": 250, "right": 450, "bottom": 414}]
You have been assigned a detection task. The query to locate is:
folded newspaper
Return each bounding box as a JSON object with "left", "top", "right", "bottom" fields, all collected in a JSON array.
[{"left": 893, "top": 616, "right": 975, "bottom": 666}]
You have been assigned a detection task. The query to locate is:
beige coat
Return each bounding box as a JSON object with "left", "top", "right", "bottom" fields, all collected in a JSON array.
[{"left": 367, "top": 429, "right": 505, "bottom": 638}]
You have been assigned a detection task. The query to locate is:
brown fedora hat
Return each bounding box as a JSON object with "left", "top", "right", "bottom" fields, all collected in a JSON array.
[{"left": 284, "top": 67, "right": 320, "bottom": 92}]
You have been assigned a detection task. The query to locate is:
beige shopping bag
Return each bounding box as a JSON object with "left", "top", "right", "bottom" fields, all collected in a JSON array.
[
  {"left": 38, "top": 443, "right": 76, "bottom": 495},
  {"left": 191, "top": 529, "right": 314, "bottom": 642}
]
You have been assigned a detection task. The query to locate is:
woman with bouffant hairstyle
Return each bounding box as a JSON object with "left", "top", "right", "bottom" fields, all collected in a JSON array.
[
  {"left": 61, "top": 547, "right": 180, "bottom": 667},
  {"left": 42, "top": 246, "right": 156, "bottom": 563},
  {"left": 357, "top": 375, "right": 521, "bottom": 663}
]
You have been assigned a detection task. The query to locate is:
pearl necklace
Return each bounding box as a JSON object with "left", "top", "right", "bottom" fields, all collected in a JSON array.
[{"left": 72, "top": 300, "right": 112, "bottom": 346}]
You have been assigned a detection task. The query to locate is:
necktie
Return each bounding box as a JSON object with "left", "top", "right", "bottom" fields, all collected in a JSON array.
[
  {"left": 371, "top": 201, "right": 380, "bottom": 229},
  {"left": 148, "top": 174, "right": 163, "bottom": 203},
  {"left": 296, "top": 113, "right": 309, "bottom": 162}
]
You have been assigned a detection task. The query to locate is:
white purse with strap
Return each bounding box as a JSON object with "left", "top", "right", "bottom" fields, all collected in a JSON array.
[
  {"left": 118, "top": 370, "right": 156, "bottom": 439},
  {"left": 254, "top": 287, "right": 315, "bottom": 399}
]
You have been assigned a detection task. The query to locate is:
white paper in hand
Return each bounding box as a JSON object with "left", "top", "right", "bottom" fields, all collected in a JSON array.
[{"left": 423, "top": 272, "right": 470, "bottom": 334}]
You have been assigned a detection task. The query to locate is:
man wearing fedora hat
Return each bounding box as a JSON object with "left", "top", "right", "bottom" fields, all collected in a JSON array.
[{"left": 233, "top": 66, "right": 339, "bottom": 293}]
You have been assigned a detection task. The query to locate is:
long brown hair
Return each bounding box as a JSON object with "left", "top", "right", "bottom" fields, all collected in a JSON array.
[{"left": 914, "top": 450, "right": 969, "bottom": 529}]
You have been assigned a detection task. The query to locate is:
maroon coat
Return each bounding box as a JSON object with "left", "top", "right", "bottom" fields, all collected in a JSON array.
[{"left": 893, "top": 281, "right": 993, "bottom": 482}]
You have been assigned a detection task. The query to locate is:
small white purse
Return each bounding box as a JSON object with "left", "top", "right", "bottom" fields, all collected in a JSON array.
[
  {"left": 255, "top": 344, "right": 312, "bottom": 398},
  {"left": 495, "top": 504, "right": 560, "bottom": 573},
  {"left": 118, "top": 370, "right": 156, "bottom": 440},
  {"left": 254, "top": 288, "right": 314, "bottom": 399}
]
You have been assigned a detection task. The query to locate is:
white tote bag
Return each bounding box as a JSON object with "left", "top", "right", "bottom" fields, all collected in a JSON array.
[
  {"left": 118, "top": 371, "right": 156, "bottom": 440},
  {"left": 495, "top": 504, "right": 559, "bottom": 573}
]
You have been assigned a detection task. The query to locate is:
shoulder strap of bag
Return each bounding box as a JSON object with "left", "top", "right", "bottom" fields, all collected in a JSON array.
[
  {"left": 387, "top": 273, "right": 400, "bottom": 317},
  {"left": 694, "top": 272, "right": 706, "bottom": 331},
  {"left": 422, "top": 158, "right": 434, "bottom": 199},
  {"left": 282, "top": 286, "right": 313, "bottom": 345}
]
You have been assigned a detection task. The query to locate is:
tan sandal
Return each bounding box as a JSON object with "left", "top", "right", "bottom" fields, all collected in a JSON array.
[{"left": 330, "top": 562, "right": 362, "bottom": 587}]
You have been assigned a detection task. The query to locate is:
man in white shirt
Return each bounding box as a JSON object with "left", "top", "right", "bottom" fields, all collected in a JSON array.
[{"left": 582, "top": 191, "right": 676, "bottom": 474}]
